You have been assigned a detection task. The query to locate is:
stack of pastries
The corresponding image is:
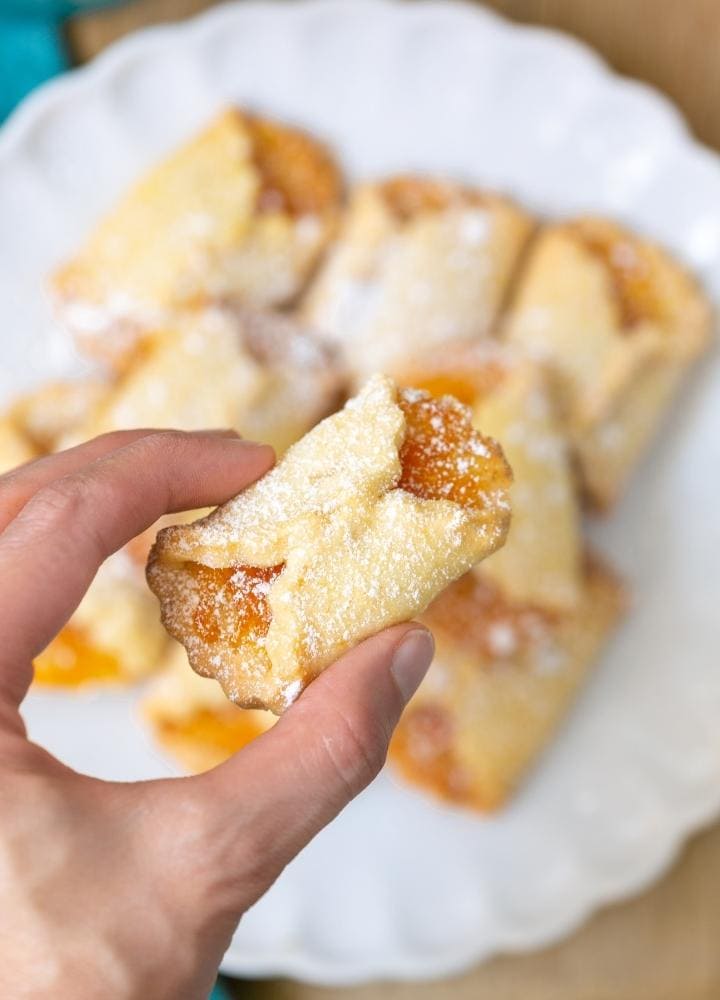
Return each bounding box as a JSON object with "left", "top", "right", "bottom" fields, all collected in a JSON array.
[{"left": 1, "top": 108, "right": 710, "bottom": 811}]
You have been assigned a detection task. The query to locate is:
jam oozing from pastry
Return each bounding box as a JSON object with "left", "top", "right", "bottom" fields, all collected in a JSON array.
[
  {"left": 34, "top": 627, "right": 121, "bottom": 686},
  {"left": 424, "top": 571, "right": 555, "bottom": 662},
  {"left": 403, "top": 360, "right": 506, "bottom": 409},
  {"left": 161, "top": 708, "right": 268, "bottom": 763},
  {"left": 406, "top": 373, "right": 478, "bottom": 407},
  {"left": 190, "top": 563, "right": 284, "bottom": 647},
  {"left": 580, "top": 230, "right": 660, "bottom": 328},
  {"left": 397, "top": 389, "right": 511, "bottom": 509},
  {"left": 184, "top": 388, "right": 508, "bottom": 652},
  {"left": 246, "top": 115, "right": 341, "bottom": 217}
]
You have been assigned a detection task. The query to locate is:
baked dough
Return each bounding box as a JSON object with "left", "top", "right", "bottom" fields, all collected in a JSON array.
[
  {"left": 52, "top": 109, "right": 343, "bottom": 369},
  {"left": 0, "top": 417, "right": 35, "bottom": 474},
  {"left": 9, "top": 379, "right": 108, "bottom": 454},
  {"left": 147, "top": 374, "right": 512, "bottom": 713},
  {"left": 142, "top": 643, "right": 276, "bottom": 772},
  {"left": 389, "top": 556, "right": 625, "bottom": 811},
  {"left": 34, "top": 552, "right": 168, "bottom": 687},
  {"left": 504, "top": 217, "right": 712, "bottom": 507},
  {"left": 301, "top": 177, "right": 533, "bottom": 379},
  {"left": 66, "top": 305, "right": 343, "bottom": 455},
  {"left": 395, "top": 341, "right": 582, "bottom": 611}
]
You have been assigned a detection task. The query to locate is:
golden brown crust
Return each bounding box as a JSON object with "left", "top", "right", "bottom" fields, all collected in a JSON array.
[{"left": 147, "top": 375, "right": 512, "bottom": 714}]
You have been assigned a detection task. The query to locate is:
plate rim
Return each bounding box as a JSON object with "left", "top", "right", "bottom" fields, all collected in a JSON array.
[{"left": 5, "top": 0, "right": 720, "bottom": 985}]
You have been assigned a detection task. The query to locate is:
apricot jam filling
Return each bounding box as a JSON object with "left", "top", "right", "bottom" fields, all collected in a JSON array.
[
  {"left": 189, "top": 563, "right": 284, "bottom": 648},
  {"left": 186, "top": 390, "right": 507, "bottom": 650},
  {"left": 398, "top": 389, "right": 510, "bottom": 509},
  {"left": 162, "top": 708, "right": 267, "bottom": 758},
  {"left": 401, "top": 361, "right": 506, "bottom": 409},
  {"left": 246, "top": 115, "right": 340, "bottom": 217},
  {"left": 580, "top": 231, "right": 660, "bottom": 328},
  {"left": 34, "top": 627, "right": 121, "bottom": 686}
]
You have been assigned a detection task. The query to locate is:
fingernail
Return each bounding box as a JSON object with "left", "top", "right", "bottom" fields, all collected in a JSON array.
[{"left": 390, "top": 629, "right": 434, "bottom": 704}]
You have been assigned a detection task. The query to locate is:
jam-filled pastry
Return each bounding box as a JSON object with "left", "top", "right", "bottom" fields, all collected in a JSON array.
[
  {"left": 504, "top": 217, "right": 712, "bottom": 508},
  {"left": 142, "top": 644, "right": 276, "bottom": 773},
  {"left": 66, "top": 305, "right": 343, "bottom": 455},
  {"left": 395, "top": 342, "right": 581, "bottom": 611},
  {"left": 9, "top": 379, "right": 108, "bottom": 455},
  {"left": 389, "top": 556, "right": 626, "bottom": 811},
  {"left": 147, "top": 374, "right": 512, "bottom": 713},
  {"left": 34, "top": 552, "right": 168, "bottom": 687},
  {"left": 52, "top": 109, "right": 343, "bottom": 369},
  {"left": 301, "top": 177, "right": 534, "bottom": 379}
]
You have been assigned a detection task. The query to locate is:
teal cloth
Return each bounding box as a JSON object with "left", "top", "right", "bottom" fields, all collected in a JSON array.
[
  {"left": 0, "top": 9, "right": 239, "bottom": 995},
  {"left": 0, "top": 1, "right": 125, "bottom": 120},
  {"left": 0, "top": 13, "right": 68, "bottom": 119}
]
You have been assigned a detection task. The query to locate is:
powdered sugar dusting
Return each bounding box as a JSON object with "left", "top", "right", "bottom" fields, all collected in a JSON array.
[{"left": 148, "top": 375, "right": 512, "bottom": 713}]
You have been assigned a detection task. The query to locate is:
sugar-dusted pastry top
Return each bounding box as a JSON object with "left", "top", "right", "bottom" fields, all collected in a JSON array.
[
  {"left": 34, "top": 552, "right": 168, "bottom": 687},
  {"left": 504, "top": 217, "right": 712, "bottom": 431},
  {"left": 147, "top": 374, "right": 512, "bottom": 713},
  {"left": 143, "top": 644, "right": 276, "bottom": 772},
  {"left": 394, "top": 341, "right": 581, "bottom": 611},
  {"left": 67, "top": 305, "right": 343, "bottom": 455},
  {"left": 52, "top": 109, "right": 343, "bottom": 368},
  {"left": 389, "top": 556, "right": 626, "bottom": 811},
  {"left": 504, "top": 217, "right": 712, "bottom": 508},
  {"left": 301, "top": 176, "right": 534, "bottom": 379}
]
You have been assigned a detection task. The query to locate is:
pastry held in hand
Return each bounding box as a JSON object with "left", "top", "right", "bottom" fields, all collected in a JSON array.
[{"left": 147, "top": 375, "right": 512, "bottom": 714}]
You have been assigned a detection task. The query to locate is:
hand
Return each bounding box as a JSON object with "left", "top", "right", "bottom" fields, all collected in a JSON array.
[{"left": 0, "top": 429, "right": 434, "bottom": 999}]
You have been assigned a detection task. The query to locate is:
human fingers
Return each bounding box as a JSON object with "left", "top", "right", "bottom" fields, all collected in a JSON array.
[
  {"left": 0, "top": 431, "right": 274, "bottom": 703},
  {"left": 193, "top": 624, "right": 434, "bottom": 907}
]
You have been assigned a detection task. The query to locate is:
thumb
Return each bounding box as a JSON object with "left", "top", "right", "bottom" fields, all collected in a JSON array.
[{"left": 191, "top": 623, "right": 434, "bottom": 903}]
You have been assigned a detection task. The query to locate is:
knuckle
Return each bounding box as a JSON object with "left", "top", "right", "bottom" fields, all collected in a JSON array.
[
  {"left": 321, "top": 704, "right": 387, "bottom": 800},
  {"left": 24, "top": 473, "right": 111, "bottom": 559},
  {"left": 131, "top": 430, "right": 192, "bottom": 482},
  {"left": 26, "top": 476, "right": 88, "bottom": 525},
  {"left": 137, "top": 429, "right": 190, "bottom": 459}
]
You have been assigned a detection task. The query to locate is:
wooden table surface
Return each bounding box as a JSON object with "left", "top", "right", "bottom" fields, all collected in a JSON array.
[{"left": 67, "top": 3, "right": 720, "bottom": 998}]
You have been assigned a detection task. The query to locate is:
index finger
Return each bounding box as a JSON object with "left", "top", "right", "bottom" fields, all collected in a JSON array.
[
  {"left": 0, "top": 429, "right": 182, "bottom": 533},
  {"left": 0, "top": 431, "right": 274, "bottom": 703}
]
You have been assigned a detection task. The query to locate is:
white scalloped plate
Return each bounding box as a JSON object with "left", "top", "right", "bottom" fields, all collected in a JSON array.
[{"left": 5, "top": 0, "right": 720, "bottom": 985}]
